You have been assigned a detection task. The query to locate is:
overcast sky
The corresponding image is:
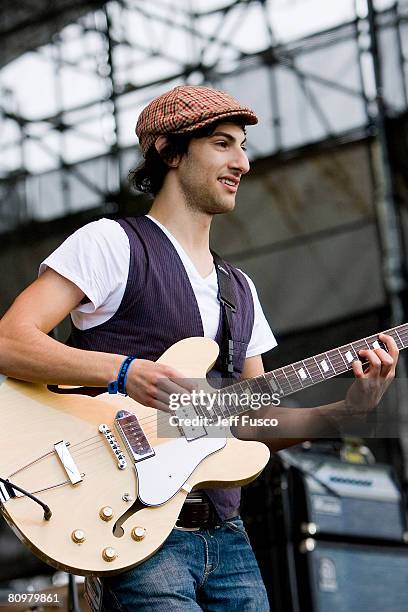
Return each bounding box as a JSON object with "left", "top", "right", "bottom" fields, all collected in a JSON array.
[{"left": 0, "top": 0, "right": 398, "bottom": 175}]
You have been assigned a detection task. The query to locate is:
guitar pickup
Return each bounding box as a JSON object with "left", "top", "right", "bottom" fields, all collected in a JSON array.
[
  {"left": 54, "top": 441, "right": 83, "bottom": 485},
  {"left": 115, "top": 410, "right": 155, "bottom": 463}
]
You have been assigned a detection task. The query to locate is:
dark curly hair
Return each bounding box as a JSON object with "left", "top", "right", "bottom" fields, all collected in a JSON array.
[{"left": 129, "top": 119, "right": 246, "bottom": 197}]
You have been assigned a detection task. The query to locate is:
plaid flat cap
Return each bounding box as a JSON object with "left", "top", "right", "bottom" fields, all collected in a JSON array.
[{"left": 136, "top": 85, "right": 258, "bottom": 155}]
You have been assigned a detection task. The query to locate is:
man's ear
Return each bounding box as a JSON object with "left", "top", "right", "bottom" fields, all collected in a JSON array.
[{"left": 154, "top": 135, "right": 181, "bottom": 168}]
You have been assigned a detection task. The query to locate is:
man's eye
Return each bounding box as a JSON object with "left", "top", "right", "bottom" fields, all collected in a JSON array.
[
  {"left": 216, "top": 141, "right": 228, "bottom": 148},
  {"left": 241, "top": 146, "right": 247, "bottom": 151}
]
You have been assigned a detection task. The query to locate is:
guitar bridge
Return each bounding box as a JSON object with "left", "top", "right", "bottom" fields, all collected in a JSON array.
[{"left": 54, "top": 441, "right": 83, "bottom": 485}]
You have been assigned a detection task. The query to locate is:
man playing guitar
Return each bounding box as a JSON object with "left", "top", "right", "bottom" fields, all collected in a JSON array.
[{"left": 0, "top": 85, "right": 399, "bottom": 610}]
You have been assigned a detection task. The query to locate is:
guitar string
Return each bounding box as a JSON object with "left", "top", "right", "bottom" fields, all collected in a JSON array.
[
  {"left": 52, "top": 328, "right": 408, "bottom": 439},
  {"left": 28, "top": 347, "right": 389, "bottom": 464},
  {"left": 15, "top": 349, "right": 400, "bottom": 474},
  {"left": 12, "top": 329, "right": 405, "bottom": 478},
  {"left": 89, "top": 327, "right": 408, "bottom": 431},
  {"left": 13, "top": 457, "right": 123, "bottom": 496},
  {"left": 16, "top": 351, "right": 381, "bottom": 478},
  {"left": 66, "top": 405, "right": 233, "bottom": 462},
  {"left": 7, "top": 431, "right": 143, "bottom": 480},
  {"left": 10, "top": 356, "right": 402, "bottom": 486}
]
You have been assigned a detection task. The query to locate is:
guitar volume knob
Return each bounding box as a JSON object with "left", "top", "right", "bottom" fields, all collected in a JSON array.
[
  {"left": 102, "top": 547, "right": 117, "bottom": 562},
  {"left": 131, "top": 526, "right": 146, "bottom": 541},
  {"left": 71, "top": 529, "right": 86, "bottom": 544},
  {"left": 99, "top": 506, "right": 114, "bottom": 521}
]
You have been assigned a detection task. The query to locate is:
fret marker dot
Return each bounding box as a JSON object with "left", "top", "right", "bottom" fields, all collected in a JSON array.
[
  {"left": 298, "top": 368, "right": 307, "bottom": 380},
  {"left": 345, "top": 351, "right": 354, "bottom": 363},
  {"left": 321, "top": 360, "right": 329, "bottom": 373}
]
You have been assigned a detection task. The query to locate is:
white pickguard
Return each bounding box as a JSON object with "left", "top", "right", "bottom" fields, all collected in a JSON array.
[{"left": 135, "top": 428, "right": 227, "bottom": 505}]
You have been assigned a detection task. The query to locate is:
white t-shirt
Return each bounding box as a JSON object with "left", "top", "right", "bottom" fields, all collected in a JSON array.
[{"left": 39, "top": 216, "right": 277, "bottom": 358}]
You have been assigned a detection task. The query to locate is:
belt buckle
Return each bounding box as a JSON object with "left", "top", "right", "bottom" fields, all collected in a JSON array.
[
  {"left": 174, "top": 524, "right": 202, "bottom": 532},
  {"left": 175, "top": 495, "right": 217, "bottom": 530}
]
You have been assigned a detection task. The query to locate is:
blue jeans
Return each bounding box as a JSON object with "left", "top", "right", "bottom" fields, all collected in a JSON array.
[{"left": 102, "top": 516, "right": 270, "bottom": 611}]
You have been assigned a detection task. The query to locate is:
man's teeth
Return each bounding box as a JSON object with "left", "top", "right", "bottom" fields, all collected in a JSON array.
[{"left": 219, "top": 179, "right": 236, "bottom": 186}]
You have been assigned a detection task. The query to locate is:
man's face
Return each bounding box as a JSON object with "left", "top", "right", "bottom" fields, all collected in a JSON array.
[{"left": 175, "top": 122, "right": 250, "bottom": 215}]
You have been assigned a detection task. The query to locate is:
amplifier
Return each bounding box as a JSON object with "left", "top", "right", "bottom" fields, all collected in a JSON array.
[
  {"left": 286, "top": 452, "right": 408, "bottom": 542},
  {"left": 297, "top": 539, "right": 408, "bottom": 612}
]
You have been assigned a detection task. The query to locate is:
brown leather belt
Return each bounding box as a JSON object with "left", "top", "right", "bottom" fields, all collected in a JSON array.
[{"left": 176, "top": 491, "right": 237, "bottom": 530}]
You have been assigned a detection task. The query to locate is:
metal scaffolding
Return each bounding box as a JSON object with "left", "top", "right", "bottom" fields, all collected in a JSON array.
[
  {"left": 1, "top": 0, "right": 408, "bottom": 571},
  {"left": 0, "top": 1, "right": 407, "bottom": 230},
  {"left": 1, "top": 1, "right": 408, "bottom": 348}
]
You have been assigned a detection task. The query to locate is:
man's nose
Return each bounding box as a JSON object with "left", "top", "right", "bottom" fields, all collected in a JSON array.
[{"left": 229, "top": 148, "right": 250, "bottom": 175}]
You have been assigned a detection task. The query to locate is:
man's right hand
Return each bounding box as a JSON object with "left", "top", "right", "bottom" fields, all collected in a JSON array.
[{"left": 125, "top": 359, "right": 195, "bottom": 412}]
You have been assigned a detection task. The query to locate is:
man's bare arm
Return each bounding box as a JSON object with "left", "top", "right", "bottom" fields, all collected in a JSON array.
[
  {"left": 0, "top": 269, "right": 192, "bottom": 409},
  {"left": 235, "top": 338, "right": 398, "bottom": 452},
  {"left": 0, "top": 269, "right": 124, "bottom": 386}
]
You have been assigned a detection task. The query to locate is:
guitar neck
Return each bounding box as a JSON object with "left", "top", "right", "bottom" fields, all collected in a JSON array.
[{"left": 219, "top": 323, "right": 408, "bottom": 417}]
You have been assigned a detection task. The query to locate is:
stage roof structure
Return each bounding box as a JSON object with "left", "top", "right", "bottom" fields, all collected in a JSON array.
[{"left": 1, "top": 0, "right": 408, "bottom": 335}]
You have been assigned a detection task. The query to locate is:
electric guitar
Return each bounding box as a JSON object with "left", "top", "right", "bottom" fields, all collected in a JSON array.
[{"left": 0, "top": 326, "right": 405, "bottom": 576}]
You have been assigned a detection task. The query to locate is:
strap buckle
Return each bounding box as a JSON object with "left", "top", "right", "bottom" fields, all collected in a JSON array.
[{"left": 219, "top": 296, "right": 237, "bottom": 313}]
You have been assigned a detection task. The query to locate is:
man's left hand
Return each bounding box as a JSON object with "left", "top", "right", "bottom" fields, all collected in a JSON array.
[{"left": 345, "top": 333, "right": 399, "bottom": 416}]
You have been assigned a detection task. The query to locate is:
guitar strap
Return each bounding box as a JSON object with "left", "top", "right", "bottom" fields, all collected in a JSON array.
[{"left": 212, "top": 251, "right": 237, "bottom": 379}]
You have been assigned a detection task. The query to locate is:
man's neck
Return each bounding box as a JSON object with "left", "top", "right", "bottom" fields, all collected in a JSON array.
[
  {"left": 148, "top": 186, "right": 215, "bottom": 278},
  {"left": 149, "top": 192, "right": 212, "bottom": 257}
]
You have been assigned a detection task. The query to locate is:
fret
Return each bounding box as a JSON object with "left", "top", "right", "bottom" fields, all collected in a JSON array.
[
  {"left": 350, "top": 338, "right": 373, "bottom": 370},
  {"left": 283, "top": 365, "right": 303, "bottom": 392},
  {"left": 230, "top": 388, "right": 242, "bottom": 416},
  {"left": 247, "top": 376, "right": 271, "bottom": 413},
  {"left": 235, "top": 390, "right": 250, "bottom": 416},
  {"left": 265, "top": 373, "right": 283, "bottom": 395},
  {"left": 301, "top": 360, "right": 314, "bottom": 382},
  {"left": 363, "top": 337, "right": 371, "bottom": 350},
  {"left": 228, "top": 384, "right": 242, "bottom": 417},
  {"left": 340, "top": 344, "right": 359, "bottom": 369},
  {"left": 313, "top": 357, "right": 323, "bottom": 376},
  {"left": 395, "top": 325, "right": 408, "bottom": 348},
  {"left": 290, "top": 364, "right": 305, "bottom": 389},
  {"left": 280, "top": 368, "right": 293, "bottom": 391},
  {"left": 392, "top": 328, "right": 404, "bottom": 350},
  {"left": 249, "top": 376, "right": 265, "bottom": 396},
  {"left": 305, "top": 357, "right": 325, "bottom": 382},
  {"left": 238, "top": 381, "right": 256, "bottom": 414},
  {"left": 291, "top": 361, "right": 309, "bottom": 384},
  {"left": 225, "top": 381, "right": 241, "bottom": 417},
  {"left": 326, "top": 349, "right": 348, "bottom": 375},
  {"left": 398, "top": 330, "right": 408, "bottom": 349},
  {"left": 365, "top": 335, "right": 381, "bottom": 350},
  {"left": 219, "top": 387, "right": 237, "bottom": 418},
  {"left": 236, "top": 378, "right": 264, "bottom": 415},
  {"left": 337, "top": 348, "right": 349, "bottom": 370},
  {"left": 322, "top": 353, "right": 337, "bottom": 377},
  {"left": 274, "top": 369, "right": 293, "bottom": 395},
  {"left": 352, "top": 339, "right": 367, "bottom": 353},
  {"left": 215, "top": 323, "right": 408, "bottom": 407},
  {"left": 218, "top": 393, "right": 232, "bottom": 418},
  {"left": 256, "top": 375, "right": 275, "bottom": 396},
  {"left": 312, "top": 354, "right": 332, "bottom": 379},
  {"left": 224, "top": 382, "right": 243, "bottom": 418},
  {"left": 291, "top": 361, "right": 314, "bottom": 387},
  {"left": 303, "top": 356, "right": 324, "bottom": 382}
]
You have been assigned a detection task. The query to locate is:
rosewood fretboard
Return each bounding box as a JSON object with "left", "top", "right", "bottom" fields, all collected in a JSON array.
[{"left": 197, "top": 324, "right": 407, "bottom": 420}]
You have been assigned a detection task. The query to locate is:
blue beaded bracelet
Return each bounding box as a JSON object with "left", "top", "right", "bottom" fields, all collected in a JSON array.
[{"left": 108, "top": 356, "right": 137, "bottom": 396}]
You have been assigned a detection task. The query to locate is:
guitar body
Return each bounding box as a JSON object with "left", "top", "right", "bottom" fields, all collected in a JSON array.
[{"left": 0, "top": 337, "right": 269, "bottom": 576}]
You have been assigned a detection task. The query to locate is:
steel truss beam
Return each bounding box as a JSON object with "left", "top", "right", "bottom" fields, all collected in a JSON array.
[{"left": 0, "top": 1, "right": 407, "bottom": 236}]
